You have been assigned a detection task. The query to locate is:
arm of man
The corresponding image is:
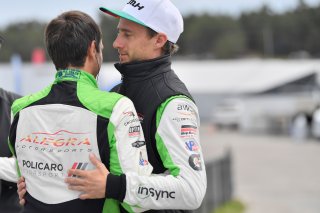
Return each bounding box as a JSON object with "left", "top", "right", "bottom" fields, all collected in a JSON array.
[
  {"left": 0, "top": 157, "right": 18, "bottom": 182},
  {"left": 119, "top": 97, "right": 207, "bottom": 209},
  {"left": 66, "top": 97, "right": 206, "bottom": 210},
  {"left": 0, "top": 88, "right": 21, "bottom": 182},
  {"left": 66, "top": 96, "right": 153, "bottom": 212},
  {"left": 0, "top": 109, "right": 19, "bottom": 183}
]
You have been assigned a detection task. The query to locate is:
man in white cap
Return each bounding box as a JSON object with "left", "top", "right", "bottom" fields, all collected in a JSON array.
[
  {"left": 68, "top": 0, "right": 207, "bottom": 212},
  {"left": 20, "top": 0, "right": 207, "bottom": 212}
]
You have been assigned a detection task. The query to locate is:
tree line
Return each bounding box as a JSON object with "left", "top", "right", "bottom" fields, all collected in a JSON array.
[{"left": 0, "top": 2, "right": 320, "bottom": 62}]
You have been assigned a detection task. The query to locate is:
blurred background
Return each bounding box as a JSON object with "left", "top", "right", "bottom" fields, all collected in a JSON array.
[{"left": 1, "top": 0, "right": 320, "bottom": 213}]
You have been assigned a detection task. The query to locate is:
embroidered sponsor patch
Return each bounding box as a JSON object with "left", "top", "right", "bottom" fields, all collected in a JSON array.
[
  {"left": 172, "top": 117, "right": 196, "bottom": 123},
  {"left": 56, "top": 69, "right": 81, "bottom": 80},
  {"left": 129, "top": 125, "right": 141, "bottom": 137},
  {"left": 17, "top": 130, "right": 93, "bottom": 153},
  {"left": 120, "top": 111, "right": 138, "bottom": 125},
  {"left": 139, "top": 151, "right": 149, "bottom": 166},
  {"left": 132, "top": 140, "right": 146, "bottom": 148},
  {"left": 20, "top": 160, "right": 65, "bottom": 178},
  {"left": 188, "top": 154, "right": 202, "bottom": 171},
  {"left": 185, "top": 140, "right": 199, "bottom": 152},
  {"left": 69, "top": 162, "right": 89, "bottom": 177},
  {"left": 177, "top": 104, "right": 196, "bottom": 116},
  {"left": 136, "top": 185, "right": 176, "bottom": 200},
  {"left": 180, "top": 125, "right": 197, "bottom": 138}
]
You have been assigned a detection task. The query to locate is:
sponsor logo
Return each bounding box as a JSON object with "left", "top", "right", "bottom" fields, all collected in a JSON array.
[
  {"left": 17, "top": 130, "right": 92, "bottom": 153},
  {"left": 129, "top": 126, "right": 141, "bottom": 137},
  {"left": 188, "top": 154, "right": 202, "bottom": 171},
  {"left": 132, "top": 140, "right": 146, "bottom": 148},
  {"left": 177, "top": 104, "right": 195, "bottom": 116},
  {"left": 22, "top": 169, "right": 64, "bottom": 178},
  {"left": 124, "top": 118, "right": 140, "bottom": 126},
  {"left": 127, "top": 0, "right": 144, "bottom": 10},
  {"left": 123, "top": 111, "right": 135, "bottom": 117},
  {"left": 172, "top": 117, "right": 196, "bottom": 123},
  {"left": 56, "top": 70, "right": 81, "bottom": 80},
  {"left": 120, "top": 111, "right": 137, "bottom": 124},
  {"left": 137, "top": 186, "right": 175, "bottom": 200},
  {"left": 16, "top": 144, "right": 92, "bottom": 153},
  {"left": 185, "top": 140, "right": 199, "bottom": 152},
  {"left": 69, "top": 162, "right": 89, "bottom": 177},
  {"left": 181, "top": 125, "right": 197, "bottom": 138},
  {"left": 19, "top": 130, "right": 91, "bottom": 147},
  {"left": 139, "top": 151, "right": 148, "bottom": 166},
  {"left": 22, "top": 160, "right": 63, "bottom": 171}
]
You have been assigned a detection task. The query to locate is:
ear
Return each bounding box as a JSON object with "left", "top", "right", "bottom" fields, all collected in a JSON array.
[
  {"left": 154, "top": 33, "right": 168, "bottom": 50},
  {"left": 88, "top": 40, "right": 97, "bottom": 58}
]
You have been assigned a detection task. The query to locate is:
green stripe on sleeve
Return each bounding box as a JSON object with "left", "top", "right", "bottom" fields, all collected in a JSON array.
[
  {"left": 121, "top": 203, "right": 135, "bottom": 213},
  {"left": 155, "top": 95, "right": 191, "bottom": 177},
  {"left": 102, "top": 199, "right": 120, "bottom": 213},
  {"left": 107, "top": 122, "right": 122, "bottom": 175},
  {"left": 102, "top": 122, "right": 123, "bottom": 213}
]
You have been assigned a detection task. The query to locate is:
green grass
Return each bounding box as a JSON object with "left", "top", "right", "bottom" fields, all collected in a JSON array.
[{"left": 212, "top": 200, "right": 245, "bottom": 213}]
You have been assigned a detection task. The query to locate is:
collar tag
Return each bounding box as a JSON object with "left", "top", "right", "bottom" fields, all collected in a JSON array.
[{"left": 56, "top": 69, "right": 81, "bottom": 81}]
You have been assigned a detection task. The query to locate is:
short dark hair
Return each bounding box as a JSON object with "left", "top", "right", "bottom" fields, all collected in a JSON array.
[
  {"left": 146, "top": 27, "right": 179, "bottom": 56},
  {"left": 45, "top": 11, "right": 102, "bottom": 70}
]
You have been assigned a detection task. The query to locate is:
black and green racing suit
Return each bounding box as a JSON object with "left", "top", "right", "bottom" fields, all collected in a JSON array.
[{"left": 8, "top": 69, "right": 152, "bottom": 213}]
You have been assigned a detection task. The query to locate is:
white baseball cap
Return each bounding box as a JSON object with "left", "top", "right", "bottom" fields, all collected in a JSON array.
[{"left": 100, "top": 0, "right": 183, "bottom": 43}]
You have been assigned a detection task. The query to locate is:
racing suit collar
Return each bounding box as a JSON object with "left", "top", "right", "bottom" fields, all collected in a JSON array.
[
  {"left": 114, "top": 55, "right": 172, "bottom": 81},
  {"left": 54, "top": 69, "right": 98, "bottom": 88}
]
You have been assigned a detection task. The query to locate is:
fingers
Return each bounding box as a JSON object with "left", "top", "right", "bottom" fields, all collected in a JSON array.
[
  {"left": 68, "top": 185, "right": 85, "bottom": 192},
  {"left": 17, "top": 176, "right": 25, "bottom": 185},
  {"left": 18, "top": 189, "right": 27, "bottom": 200},
  {"left": 19, "top": 197, "right": 26, "bottom": 206},
  {"left": 67, "top": 168, "right": 87, "bottom": 178},
  {"left": 17, "top": 180, "right": 26, "bottom": 192},
  {"left": 17, "top": 176, "right": 27, "bottom": 206},
  {"left": 79, "top": 193, "right": 90, "bottom": 200},
  {"left": 64, "top": 176, "right": 85, "bottom": 186},
  {"left": 89, "top": 153, "right": 103, "bottom": 169}
]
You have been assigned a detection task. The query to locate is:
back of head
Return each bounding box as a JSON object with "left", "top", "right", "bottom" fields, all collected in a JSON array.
[{"left": 45, "top": 10, "right": 102, "bottom": 70}]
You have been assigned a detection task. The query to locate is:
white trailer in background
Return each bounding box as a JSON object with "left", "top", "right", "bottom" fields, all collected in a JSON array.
[{"left": 172, "top": 59, "right": 320, "bottom": 138}]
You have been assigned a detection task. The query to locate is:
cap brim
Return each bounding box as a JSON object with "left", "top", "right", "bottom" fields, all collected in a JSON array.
[{"left": 99, "top": 7, "right": 147, "bottom": 28}]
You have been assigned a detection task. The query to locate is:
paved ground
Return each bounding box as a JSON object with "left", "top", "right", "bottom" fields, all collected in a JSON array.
[{"left": 200, "top": 124, "right": 320, "bottom": 213}]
